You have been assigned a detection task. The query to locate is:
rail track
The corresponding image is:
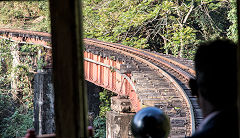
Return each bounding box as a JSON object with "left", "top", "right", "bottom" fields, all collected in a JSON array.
[
  {"left": 84, "top": 39, "right": 203, "bottom": 136},
  {"left": 0, "top": 28, "right": 203, "bottom": 137}
]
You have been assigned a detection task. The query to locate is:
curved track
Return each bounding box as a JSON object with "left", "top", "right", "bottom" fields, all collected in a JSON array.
[
  {"left": 0, "top": 28, "right": 202, "bottom": 137},
  {"left": 84, "top": 39, "right": 203, "bottom": 135}
]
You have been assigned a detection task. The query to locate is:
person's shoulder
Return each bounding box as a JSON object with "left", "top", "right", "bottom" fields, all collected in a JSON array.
[
  {"left": 188, "top": 109, "right": 238, "bottom": 138},
  {"left": 187, "top": 128, "right": 212, "bottom": 138}
]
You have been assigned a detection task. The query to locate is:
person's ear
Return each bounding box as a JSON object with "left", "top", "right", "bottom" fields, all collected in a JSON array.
[{"left": 189, "top": 78, "right": 198, "bottom": 96}]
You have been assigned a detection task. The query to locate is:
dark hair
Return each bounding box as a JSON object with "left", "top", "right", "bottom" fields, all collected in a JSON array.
[{"left": 194, "top": 39, "right": 237, "bottom": 109}]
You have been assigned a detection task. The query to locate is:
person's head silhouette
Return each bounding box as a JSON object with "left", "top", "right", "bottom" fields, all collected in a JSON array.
[
  {"left": 189, "top": 39, "right": 237, "bottom": 116},
  {"left": 188, "top": 39, "right": 238, "bottom": 138}
]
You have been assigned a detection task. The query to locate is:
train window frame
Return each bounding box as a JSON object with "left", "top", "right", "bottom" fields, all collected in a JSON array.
[
  {"left": 49, "top": 0, "right": 88, "bottom": 137},
  {"left": 1, "top": 0, "right": 240, "bottom": 137}
]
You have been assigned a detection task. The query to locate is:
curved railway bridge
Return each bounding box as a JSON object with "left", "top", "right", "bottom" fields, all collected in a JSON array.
[{"left": 0, "top": 28, "right": 203, "bottom": 137}]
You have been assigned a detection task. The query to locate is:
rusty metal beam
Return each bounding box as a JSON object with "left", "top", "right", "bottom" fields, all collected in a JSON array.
[{"left": 84, "top": 57, "right": 136, "bottom": 92}]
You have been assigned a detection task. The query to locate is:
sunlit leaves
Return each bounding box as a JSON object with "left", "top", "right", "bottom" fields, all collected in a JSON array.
[
  {"left": 83, "top": 0, "right": 234, "bottom": 59},
  {"left": 227, "top": 0, "right": 238, "bottom": 42},
  {"left": 83, "top": 0, "right": 157, "bottom": 48},
  {"left": 0, "top": 39, "right": 46, "bottom": 108},
  {"left": 93, "top": 89, "right": 113, "bottom": 138},
  {"left": 0, "top": 1, "right": 50, "bottom": 32}
]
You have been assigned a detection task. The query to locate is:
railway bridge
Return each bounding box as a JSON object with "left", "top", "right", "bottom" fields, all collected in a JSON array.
[{"left": 0, "top": 28, "right": 203, "bottom": 137}]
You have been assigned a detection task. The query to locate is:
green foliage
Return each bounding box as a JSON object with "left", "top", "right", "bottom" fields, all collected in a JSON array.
[
  {"left": 83, "top": 0, "right": 235, "bottom": 59},
  {"left": 227, "top": 0, "right": 238, "bottom": 42},
  {"left": 93, "top": 89, "right": 113, "bottom": 138},
  {"left": 0, "top": 1, "right": 50, "bottom": 32},
  {"left": 83, "top": 0, "right": 157, "bottom": 48},
  {"left": 99, "top": 89, "right": 113, "bottom": 117},
  {"left": 0, "top": 39, "right": 46, "bottom": 106},
  {"left": 93, "top": 116, "right": 106, "bottom": 138},
  {"left": 0, "top": 93, "right": 33, "bottom": 138},
  {"left": 0, "top": 1, "right": 50, "bottom": 136},
  {"left": 0, "top": 107, "right": 33, "bottom": 138},
  {"left": 0, "top": 1, "right": 50, "bottom": 137},
  {"left": 192, "top": 1, "right": 228, "bottom": 39},
  {"left": 0, "top": 39, "right": 46, "bottom": 136}
]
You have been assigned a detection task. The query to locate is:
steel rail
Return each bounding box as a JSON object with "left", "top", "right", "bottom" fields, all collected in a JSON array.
[
  {"left": 85, "top": 39, "right": 195, "bottom": 77},
  {"left": 0, "top": 28, "right": 51, "bottom": 37},
  {"left": 0, "top": 28, "right": 195, "bottom": 79},
  {"left": 84, "top": 39, "right": 195, "bottom": 83}
]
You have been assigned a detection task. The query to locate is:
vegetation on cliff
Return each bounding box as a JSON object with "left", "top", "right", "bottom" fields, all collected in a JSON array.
[
  {"left": 0, "top": 1, "right": 50, "bottom": 137},
  {"left": 93, "top": 89, "right": 113, "bottom": 138},
  {"left": 83, "top": 0, "right": 237, "bottom": 59}
]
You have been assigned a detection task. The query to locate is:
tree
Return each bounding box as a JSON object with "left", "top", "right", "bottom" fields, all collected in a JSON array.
[
  {"left": 83, "top": 0, "right": 232, "bottom": 59},
  {"left": 0, "top": 1, "right": 50, "bottom": 32},
  {"left": 227, "top": 0, "right": 238, "bottom": 42}
]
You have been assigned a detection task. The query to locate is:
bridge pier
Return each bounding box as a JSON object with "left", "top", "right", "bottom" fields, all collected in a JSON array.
[
  {"left": 106, "top": 96, "right": 134, "bottom": 138},
  {"left": 34, "top": 69, "right": 55, "bottom": 135},
  {"left": 106, "top": 111, "right": 134, "bottom": 138}
]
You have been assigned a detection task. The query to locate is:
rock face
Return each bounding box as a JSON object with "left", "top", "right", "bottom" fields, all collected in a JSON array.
[{"left": 34, "top": 69, "right": 55, "bottom": 135}]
